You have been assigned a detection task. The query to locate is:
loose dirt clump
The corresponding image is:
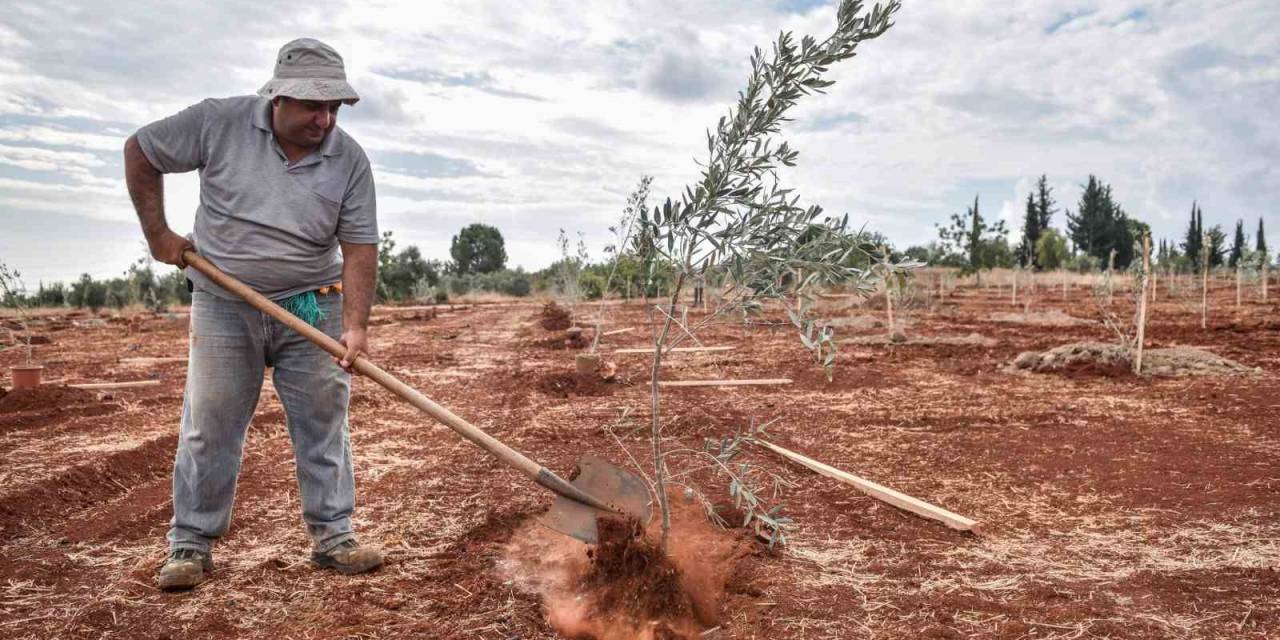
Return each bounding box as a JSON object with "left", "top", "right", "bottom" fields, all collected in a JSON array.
[
  {"left": 501, "top": 498, "right": 747, "bottom": 640},
  {"left": 1009, "top": 342, "right": 1258, "bottom": 377},
  {"left": 584, "top": 517, "right": 692, "bottom": 621},
  {"left": 536, "top": 372, "right": 616, "bottom": 398},
  {"left": 541, "top": 302, "right": 573, "bottom": 331},
  {"left": 0, "top": 385, "right": 99, "bottom": 414}
]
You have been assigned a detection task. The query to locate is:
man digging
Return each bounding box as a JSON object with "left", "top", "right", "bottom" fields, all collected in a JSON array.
[{"left": 124, "top": 38, "right": 384, "bottom": 590}]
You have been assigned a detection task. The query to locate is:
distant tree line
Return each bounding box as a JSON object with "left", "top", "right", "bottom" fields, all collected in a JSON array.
[
  {"left": 1, "top": 221, "right": 696, "bottom": 311},
  {"left": 904, "top": 173, "right": 1272, "bottom": 275}
]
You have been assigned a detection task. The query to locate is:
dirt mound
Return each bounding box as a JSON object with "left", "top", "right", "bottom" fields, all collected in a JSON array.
[
  {"left": 528, "top": 327, "right": 593, "bottom": 351},
  {"left": 825, "top": 315, "right": 883, "bottom": 330},
  {"left": 989, "top": 310, "right": 1088, "bottom": 326},
  {"left": 541, "top": 302, "right": 572, "bottom": 331},
  {"left": 537, "top": 372, "right": 615, "bottom": 398},
  {"left": 1141, "top": 346, "right": 1261, "bottom": 377},
  {"left": 0, "top": 385, "right": 99, "bottom": 414},
  {"left": 845, "top": 332, "right": 996, "bottom": 347},
  {"left": 1010, "top": 342, "right": 1134, "bottom": 378},
  {"left": 1009, "top": 342, "right": 1257, "bottom": 377}
]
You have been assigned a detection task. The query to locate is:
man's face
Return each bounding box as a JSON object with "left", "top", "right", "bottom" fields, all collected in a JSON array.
[{"left": 272, "top": 97, "right": 341, "bottom": 149}]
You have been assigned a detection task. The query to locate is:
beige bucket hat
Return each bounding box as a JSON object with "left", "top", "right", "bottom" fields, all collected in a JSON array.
[{"left": 257, "top": 38, "right": 359, "bottom": 105}]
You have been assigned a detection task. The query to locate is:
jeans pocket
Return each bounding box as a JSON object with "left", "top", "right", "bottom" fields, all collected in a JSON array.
[
  {"left": 319, "top": 293, "right": 345, "bottom": 340},
  {"left": 190, "top": 292, "right": 254, "bottom": 349}
]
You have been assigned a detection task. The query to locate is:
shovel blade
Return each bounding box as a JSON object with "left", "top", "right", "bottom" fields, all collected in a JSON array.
[{"left": 538, "top": 455, "right": 652, "bottom": 544}]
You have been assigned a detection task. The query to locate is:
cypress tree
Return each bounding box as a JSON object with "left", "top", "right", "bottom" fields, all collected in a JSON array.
[
  {"left": 1066, "top": 175, "right": 1134, "bottom": 268},
  {"left": 1258, "top": 218, "right": 1268, "bottom": 256},
  {"left": 1035, "top": 174, "right": 1056, "bottom": 231},
  {"left": 1108, "top": 193, "right": 1135, "bottom": 269},
  {"left": 1182, "top": 202, "right": 1202, "bottom": 271},
  {"left": 1228, "top": 220, "right": 1246, "bottom": 269},
  {"left": 1019, "top": 193, "right": 1040, "bottom": 268},
  {"left": 1067, "top": 175, "right": 1106, "bottom": 258},
  {"left": 1207, "top": 224, "right": 1226, "bottom": 268}
]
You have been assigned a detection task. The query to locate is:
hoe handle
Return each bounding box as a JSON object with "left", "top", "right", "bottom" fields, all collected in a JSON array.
[{"left": 182, "top": 250, "right": 613, "bottom": 512}]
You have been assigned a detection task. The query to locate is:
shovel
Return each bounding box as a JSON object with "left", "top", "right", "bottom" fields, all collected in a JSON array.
[{"left": 182, "top": 249, "right": 650, "bottom": 544}]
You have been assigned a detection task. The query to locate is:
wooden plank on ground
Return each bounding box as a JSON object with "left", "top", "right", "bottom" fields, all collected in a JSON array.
[
  {"left": 373, "top": 305, "right": 435, "bottom": 312},
  {"left": 616, "top": 346, "right": 735, "bottom": 355},
  {"left": 658, "top": 378, "right": 790, "bottom": 387},
  {"left": 754, "top": 439, "right": 977, "bottom": 531},
  {"left": 600, "top": 327, "right": 636, "bottom": 337},
  {"left": 118, "top": 357, "right": 188, "bottom": 365},
  {"left": 67, "top": 380, "right": 164, "bottom": 390}
]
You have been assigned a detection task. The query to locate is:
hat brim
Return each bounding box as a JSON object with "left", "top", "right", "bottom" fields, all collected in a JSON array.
[{"left": 258, "top": 78, "right": 359, "bottom": 105}]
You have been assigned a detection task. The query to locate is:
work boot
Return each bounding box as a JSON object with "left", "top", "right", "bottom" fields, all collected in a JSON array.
[
  {"left": 311, "top": 539, "right": 384, "bottom": 575},
  {"left": 158, "top": 548, "right": 213, "bottom": 591}
]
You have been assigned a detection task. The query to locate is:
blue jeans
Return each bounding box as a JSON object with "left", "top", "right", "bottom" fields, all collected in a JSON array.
[{"left": 169, "top": 290, "right": 355, "bottom": 554}]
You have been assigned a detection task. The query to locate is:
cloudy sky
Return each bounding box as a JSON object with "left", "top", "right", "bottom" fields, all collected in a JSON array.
[{"left": 1, "top": 0, "right": 1276, "bottom": 285}]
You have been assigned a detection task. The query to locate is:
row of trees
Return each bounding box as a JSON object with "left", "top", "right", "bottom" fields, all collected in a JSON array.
[
  {"left": 0, "top": 259, "right": 191, "bottom": 312},
  {"left": 1172, "top": 204, "right": 1268, "bottom": 271},
  {"left": 0, "top": 221, "right": 688, "bottom": 311},
  {"left": 916, "top": 174, "right": 1271, "bottom": 275}
]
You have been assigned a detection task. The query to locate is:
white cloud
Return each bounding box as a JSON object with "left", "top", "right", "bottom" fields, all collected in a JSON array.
[{"left": 1, "top": 0, "right": 1277, "bottom": 284}]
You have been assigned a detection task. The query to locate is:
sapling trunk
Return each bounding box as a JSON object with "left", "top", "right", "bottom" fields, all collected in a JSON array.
[
  {"left": 1011, "top": 268, "right": 1018, "bottom": 307},
  {"left": 650, "top": 272, "right": 686, "bottom": 549},
  {"left": 1263, "top": 259, "right": 1269, "bottom": 302}
]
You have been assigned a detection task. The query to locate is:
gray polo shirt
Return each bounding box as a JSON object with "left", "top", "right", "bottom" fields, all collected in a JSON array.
[{"left": 135, "top": 95, "right": 378, "bottom": 301}]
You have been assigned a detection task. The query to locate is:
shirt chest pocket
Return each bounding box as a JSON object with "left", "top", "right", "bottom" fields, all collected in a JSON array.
[{"left": 280, "top": 165, "right": 345, "bottom": 244}]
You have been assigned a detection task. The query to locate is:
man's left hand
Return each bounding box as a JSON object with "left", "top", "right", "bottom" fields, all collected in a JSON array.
[{"left": 336, "top": 327, "right": 369, "bottom": 373}]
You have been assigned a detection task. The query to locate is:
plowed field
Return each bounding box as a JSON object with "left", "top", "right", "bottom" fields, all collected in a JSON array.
[{"left": 1, "top": 280, "right": 1277, "bottom": 639}]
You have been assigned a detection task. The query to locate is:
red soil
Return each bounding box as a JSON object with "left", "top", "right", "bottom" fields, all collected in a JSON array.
[
  {"left": 1, "top": 281, "right": 1277, "bottom": 638},
  {"left": 0, "top": 384, "right": 99, "bottom": 414}
]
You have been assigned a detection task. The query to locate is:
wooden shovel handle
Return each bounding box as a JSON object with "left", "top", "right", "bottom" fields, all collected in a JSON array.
[{"left": 182, "top": 249, "right": 612, "bottom": 512}]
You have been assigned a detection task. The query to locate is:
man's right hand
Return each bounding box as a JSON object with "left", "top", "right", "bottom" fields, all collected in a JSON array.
[{"left": 148, "top": 229, "right": 194, "bottom": 268}]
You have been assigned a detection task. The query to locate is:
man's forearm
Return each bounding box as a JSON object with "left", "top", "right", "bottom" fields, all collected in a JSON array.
[
  {"left": 340, "top": 242, "right": 377, "bottom": 330},
  {"left": 124, "top": 135, "right": 168, "bottom": 240}
]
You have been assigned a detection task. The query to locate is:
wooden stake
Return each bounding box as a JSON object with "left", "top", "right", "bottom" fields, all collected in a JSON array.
[
  {"left": 658, "top": 378, "right": 791, "bottom": 387},
  {"left": 1263, "top": 259, "right": 1269, "bottom": 302},
  {"left": 600, "top": 327, "right": 636, "bottom": 337},
  {"left": 68, "top": 380, "right": 163, "bottom": 390},
  {"left": 884, "top": 279, "right": 895, "bottom": 336},
  {"left": 1134, "top": 234, "right": 1151, "bottom": 375},
  {"left": 754, "top": 440, "right": 977, "bottom": 531},
  {"left": 1202, "top": 232, "right": 1210, "bottom": 329},
  {"left": 1236, "top": 265, "right": 1242, "bottom": 308},
  {"left": 616, "top": 346, "right": 734, "bottom": 355},
  {"left": 1106, "top": 249, "right": 1116, "bottom": 305},
  {"left": 118, "top": 357, "right": 188, "bottom": 365}
]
